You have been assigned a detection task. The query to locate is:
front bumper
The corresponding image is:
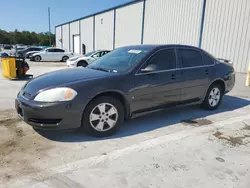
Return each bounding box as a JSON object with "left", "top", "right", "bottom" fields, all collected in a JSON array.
[
  {"left": 66, "top": 60, "right": 76, "bottom": 68},
  {"left": 15, "top": 93, "right": 83, "bottom": 130}
]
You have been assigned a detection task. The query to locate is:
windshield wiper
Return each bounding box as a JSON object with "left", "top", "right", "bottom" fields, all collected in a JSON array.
[{"left": 89, "top": 67, "right": 110, "bottom": 72}]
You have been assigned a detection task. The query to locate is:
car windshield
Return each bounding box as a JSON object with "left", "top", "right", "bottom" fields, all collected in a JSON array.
[
  {"left": 84, "top": 51, "right": 97, "bottom": 57},
  {"left": 88, "top": 46, "right": 153, "bottom": 73}
]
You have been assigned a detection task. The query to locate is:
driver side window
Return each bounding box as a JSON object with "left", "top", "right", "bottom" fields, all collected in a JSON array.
[
  {"left": 141, "top": 49, "right": 176, "bottom": 72},
  {"left": 92, "top": 52, "right": 100, "bottom": 58}
]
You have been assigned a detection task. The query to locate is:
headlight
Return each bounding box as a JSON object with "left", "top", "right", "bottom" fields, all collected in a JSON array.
[
  {"left": 70, "top": 56, "right": 80, "bottom": 61},
  {"left": 34, "top": 87, "right": 77, "bottom": 102}
]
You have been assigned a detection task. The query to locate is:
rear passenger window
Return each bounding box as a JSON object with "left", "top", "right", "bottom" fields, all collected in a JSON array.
[
  {"left": 203, "top": 53, "right": 215, "bottom": 65},
  {"left": 54, "top": 49, "right": 65, "bottom": 52},
  {"left": 179, "top": 49, "right": 203, "bottom": 68},
  {"left": 47, "top": 49, "right": 55, "bottom": 52},
  {"left": 144, "top": 49, "right": 176, "bottom": 71}
]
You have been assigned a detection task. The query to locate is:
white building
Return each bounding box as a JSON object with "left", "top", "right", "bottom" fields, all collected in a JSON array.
[{"left": 55, "top": 0, "right": 250, "bottom": 73}]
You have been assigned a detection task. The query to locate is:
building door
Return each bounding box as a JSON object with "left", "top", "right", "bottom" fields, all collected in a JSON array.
[
  {"left": 73, "top": 35, "right": 80, "bottom": 54},
  {"left": 82, "top": 44, "right": 86, "bottom": 55}
]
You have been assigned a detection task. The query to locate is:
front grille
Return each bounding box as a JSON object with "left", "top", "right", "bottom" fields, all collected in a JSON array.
[
  {"left": 22, "top": 91, "right": 32, "bottom": 99},
  {"left": 28, "top": 118, "right": 61, "bottom": 125}
]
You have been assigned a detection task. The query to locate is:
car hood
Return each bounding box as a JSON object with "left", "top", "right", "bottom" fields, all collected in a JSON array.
[
  {"left": 31, "top": 52, "right": 42, "bottom": 56},
  {"left": 23, "top": 68, "right": 110, "bottom": 95},
  {"left": 26, "top": 51, "right": 39, "bottom": 54},
  {"left": 68, "top": 56, "right": 88, "bottom": 61}
]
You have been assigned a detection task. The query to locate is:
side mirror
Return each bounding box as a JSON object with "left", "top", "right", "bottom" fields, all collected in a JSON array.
[{"left": 141, "top": 64, "right": 158, "bottom": 73}]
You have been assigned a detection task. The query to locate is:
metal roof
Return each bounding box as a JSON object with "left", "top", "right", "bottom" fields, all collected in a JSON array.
[{"left": 55, "top": 0, "right": 143, "bottom": 27}]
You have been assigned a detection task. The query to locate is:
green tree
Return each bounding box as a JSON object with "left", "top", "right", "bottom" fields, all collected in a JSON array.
[{"left": 0, "top": 29, "right": 55, "bottom": 46}]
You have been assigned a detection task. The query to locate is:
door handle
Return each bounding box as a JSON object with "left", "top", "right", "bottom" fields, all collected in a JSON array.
[
  {"left": 171, "top": 74, "right": 176, "bottom": 80},
  {"left": 204, "top": 69, "right": 208, "bottom": 75}
]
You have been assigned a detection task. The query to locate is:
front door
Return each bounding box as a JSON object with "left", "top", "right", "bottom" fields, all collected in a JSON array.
[
  {"left": 53, "top": 48, "right": 65, "bottom": 61},
  {"left": 129, "top": 48, "right": 182, "bottom": 113},
  {"left": 177, "top": 48, "right": 210, "bottom": 102},
  {"left": 45, "top": 48, "right": 56, "bottom": 61}
]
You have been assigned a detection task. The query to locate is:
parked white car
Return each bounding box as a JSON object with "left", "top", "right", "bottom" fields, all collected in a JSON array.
[
  {"left": 66, "top": 50, "right": 110, "bottom": 67},
  {"left": 30, "top": 47, "right": 74, "bottom": 62}
]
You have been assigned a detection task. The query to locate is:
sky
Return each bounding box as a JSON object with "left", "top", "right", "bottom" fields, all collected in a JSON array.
[{"left": 0, "top": 0, "right": 133, "bottom": 33}]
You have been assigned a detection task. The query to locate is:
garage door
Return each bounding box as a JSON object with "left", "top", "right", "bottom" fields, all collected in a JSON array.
[{"left": 73, "top": 35, "right": 80, "bottom": 54}]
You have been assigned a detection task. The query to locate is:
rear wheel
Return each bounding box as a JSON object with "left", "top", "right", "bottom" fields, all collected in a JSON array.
[
  {"left": 34, "top": 55, "right": 41, "bottom": 62},
  {"left": 82, "top": 96, "right": 124, "bottom": 137},
  {"left": 77, "top": 60, "right": 88, "bottom": 67},
  {"left": 201, "top": 84, "right": 223, "bottom": 110},
  {"left": 62, "top": 56, "right": 69, "bottom": 62}
]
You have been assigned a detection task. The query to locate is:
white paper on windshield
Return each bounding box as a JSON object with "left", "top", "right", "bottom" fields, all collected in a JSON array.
[{"left": 128, "top": 50, "right": 141, "bottom": 54}]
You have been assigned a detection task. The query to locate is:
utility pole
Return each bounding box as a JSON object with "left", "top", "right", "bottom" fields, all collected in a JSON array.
[{"left": 48, "top": 7, "right": 51, "bottom": 46}]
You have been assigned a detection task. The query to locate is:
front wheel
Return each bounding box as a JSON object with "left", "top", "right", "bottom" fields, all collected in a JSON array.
[
  {"left": 82, "top": 96, "right": 124, "bottom": 137},
  {"left": 201, "top": 84, "right": 223, "bottom": 110}
]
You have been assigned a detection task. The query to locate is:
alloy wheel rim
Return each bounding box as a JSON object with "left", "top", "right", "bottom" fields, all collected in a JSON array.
[
  {"left": 89, "top": 103, "right": 118, "bottom": 132},
  {"left": 208, "top": 87, "right": 220, "bottom": 107}
]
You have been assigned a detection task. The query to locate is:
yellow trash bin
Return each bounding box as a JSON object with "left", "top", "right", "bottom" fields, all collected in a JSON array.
[{"left": 1, "top": 57, "right": 17, "bottom": 79}]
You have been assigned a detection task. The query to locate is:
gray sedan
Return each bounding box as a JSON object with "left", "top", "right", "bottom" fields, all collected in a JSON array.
[{"left": 16, "top": 45, "right": 235, "bottom": 137}]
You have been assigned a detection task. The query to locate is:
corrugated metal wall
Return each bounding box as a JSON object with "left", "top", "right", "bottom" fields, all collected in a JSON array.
[
  {"left": 80, "top": 17, "right": 94, "bottom": 53},
  {"left": 56, "top": 0, "right": 249, "bottom": 72},
  {"left": 95, "top": 10, "right": 114, "bottom": 50},
  {"left": 115, "top": 2, "right": 143, "bottom": 48},
  {"left": 143, "top": 0, "right": 203, "bottom": 46},
  {"left": 202, "top": 0, "right": 250, "bottom": 73},
  {"left": 62, "top": 24, "right": 70, "bottom": 51},
  {"left": 55, "top": 26, "right": 62, "bottom": 48},
  {"left": 69, "top": 21, "right": 80, "bottom": 52}
]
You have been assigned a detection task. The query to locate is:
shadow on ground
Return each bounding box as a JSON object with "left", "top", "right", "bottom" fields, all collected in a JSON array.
[{"left": 36, "top": 95, "right": 250, "bottom": 142}]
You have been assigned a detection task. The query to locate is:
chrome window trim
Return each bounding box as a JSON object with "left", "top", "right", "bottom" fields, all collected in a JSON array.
[{"left": 135, "top": 47, "right": 216, "bottom": 76}]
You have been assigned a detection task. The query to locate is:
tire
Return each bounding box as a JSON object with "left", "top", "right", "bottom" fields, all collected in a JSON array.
[
  {"left": 34, "top": 55, "right": 41, "bottom": 62},
  {"left": 82, "top": 96, "right": 124, "bottom": 137},
  {"left": 201, "top": 84, "right": 223, "bottom": 110},
  {"left": 62, "top": 56, "right": 69, "bottom": 62},
  {"left": 77, "top": 60, "right": 88, "bottom": 67}
]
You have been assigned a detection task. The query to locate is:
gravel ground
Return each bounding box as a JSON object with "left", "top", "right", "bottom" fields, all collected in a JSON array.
[{"left": 0, "top": 60, "right": 250, "bottom": 188}]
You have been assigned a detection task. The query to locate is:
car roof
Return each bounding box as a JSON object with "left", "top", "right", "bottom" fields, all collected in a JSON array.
[
  {"left": 46, "top": 47, "right": 64, "bottom": 50},
  {"left": 120, "top": 44, "right": 201, "bottom": 50}
]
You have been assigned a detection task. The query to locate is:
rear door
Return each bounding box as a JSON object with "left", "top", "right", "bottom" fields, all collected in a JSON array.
[
  {"left": 130, "top": 48, "right": 182, "bottom": 112},
  {"left": 177, "top": 48, "right": 210, "bottom": 102},
  {"left": 53, "top": 49, "right": 65, "bottom": 61}
]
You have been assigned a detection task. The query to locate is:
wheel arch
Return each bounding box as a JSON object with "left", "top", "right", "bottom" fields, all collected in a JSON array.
[
  {"left": 202, "top": 78, "right": 226, "bottom": 101},
  {"left": 62, "top": 55, "right": 69, "bottom": 61},
  {"left": 84, "top": 90, "right": 131, "bottom": 120},
  {"left": 77, "top": 59, "right": 88, "bottom": 67},
  {"left": 34, "top": 55, "right": 42, "bottom": 60}
]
